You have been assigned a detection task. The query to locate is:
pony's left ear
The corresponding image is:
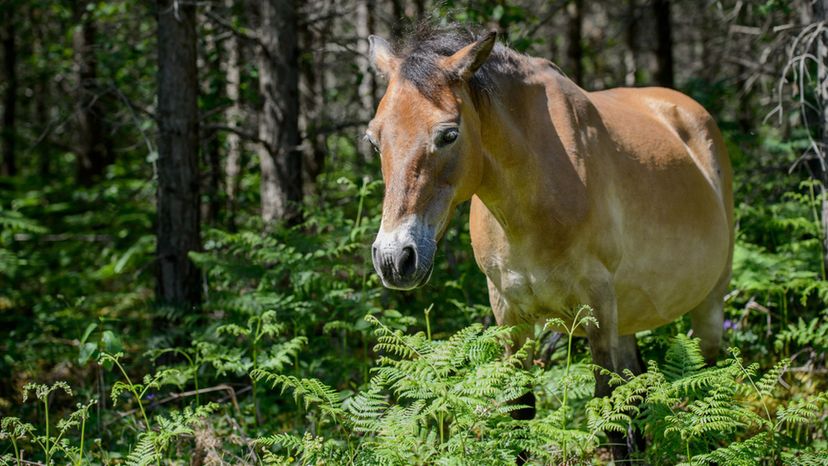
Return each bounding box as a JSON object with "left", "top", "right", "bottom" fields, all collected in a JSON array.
[
  {"left": 369, "top": 35, "right": 399, "bottom": 76},
  {"left": 444, "top": 31, "right": 497, "bottom": 81}
]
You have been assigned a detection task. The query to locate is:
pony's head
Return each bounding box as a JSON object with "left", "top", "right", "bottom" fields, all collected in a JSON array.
[{"left": 366, "top": 28, "right": 498, "bottom": 289}]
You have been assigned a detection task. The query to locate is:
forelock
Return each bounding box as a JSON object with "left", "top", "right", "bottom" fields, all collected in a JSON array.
[{"left": 396, "top": 24, "right": 500, "bottom": 104}]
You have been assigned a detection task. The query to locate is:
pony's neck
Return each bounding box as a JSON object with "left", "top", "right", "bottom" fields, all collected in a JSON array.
[{"left": 473, "top": 54, "right": 591, "bottom": 238}]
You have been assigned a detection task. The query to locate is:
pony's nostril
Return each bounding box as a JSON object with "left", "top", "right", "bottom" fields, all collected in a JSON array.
[
  {"left": 396, "top": 246, "right": 417, "bottom": 277},
  {"left": 372, "top": 245, "right": 379, "bottom": 266}
]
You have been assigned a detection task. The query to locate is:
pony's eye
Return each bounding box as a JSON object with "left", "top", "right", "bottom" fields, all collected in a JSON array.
[{"left": 435, "top": 128, "right": 459, "bottom": 148}]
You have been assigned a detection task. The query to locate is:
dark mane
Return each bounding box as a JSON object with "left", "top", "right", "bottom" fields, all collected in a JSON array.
[{"left": 396, "top": 23, "right": 519, "bottom": 105}]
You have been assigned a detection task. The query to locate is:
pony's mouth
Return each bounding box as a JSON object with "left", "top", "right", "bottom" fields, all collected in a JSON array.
[
  {"left": 381, "top": 255, "right": 435, "bottom": 291},
  {"left": 372, "top": 215, "right": 443, "bottom": 291}
]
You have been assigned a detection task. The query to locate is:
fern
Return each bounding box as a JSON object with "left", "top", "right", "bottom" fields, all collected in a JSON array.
[
  {"left": 125, "top": 435, "right": 157, "bottom": 466},
  {"left": 251, "top": 371, "right": 346, "bottom": 423},
  {"left": 663, "top": 334, "right": 707, "bottom": 381},
  {"left": 688, "top": 432, "right": 773, "bottom": 466}
]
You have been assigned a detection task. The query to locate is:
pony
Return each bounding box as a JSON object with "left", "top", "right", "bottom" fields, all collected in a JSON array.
[{"left": 366, "top": 25, "right": 733, "bottom": 458}]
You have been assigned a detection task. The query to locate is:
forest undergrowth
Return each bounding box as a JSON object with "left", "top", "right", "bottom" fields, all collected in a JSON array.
[
  {"left": 3, "top": 135, "right": 828, "bottom": 464},
  {"left": 2, "top": 1, "right": 828, "bottom": 464}
]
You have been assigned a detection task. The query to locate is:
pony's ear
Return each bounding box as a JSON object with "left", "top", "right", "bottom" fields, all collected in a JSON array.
[
  {"left": 369, "top": 35, "right": 399, "bottom": 76},
  {"left": 443, "top": 31, "right": 497, "bottom": 81}
]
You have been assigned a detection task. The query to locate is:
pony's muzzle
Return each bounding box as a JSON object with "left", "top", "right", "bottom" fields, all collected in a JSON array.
[
  {"left": 372, "top": 242, "right": 417, "bottom": 284},
  {"left": 371, "top": 220, "right": 436, "bottom": 290}
]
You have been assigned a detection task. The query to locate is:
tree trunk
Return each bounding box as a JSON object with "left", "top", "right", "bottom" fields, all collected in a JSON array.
[
  {"left": 653, "top": 0, "right": 674, "bottom": 88},
  {"left": 156, "top": 0, "right": 202, "bottom": 308},
  {"left": 200, "top": 6, "right": 222, "bottom": 226},
  {"left": 567, "top": 0, "right": 583, "bottom": 86},
  {"left": 415, "top": 0, "right": 425, "bottom": 18},
  {"left": 204, "top": 132, "right": 222, "bottom": 226},
  {"left": 224, "top": 0, "right": 243, "bottom": 230},
  {"left": 258, "top": 0, "right": 302, "bottom": 227},
  {"left": 299, "top": 0, "right": 329, "bottom": 196},
  {"left": 624, "top": 0, "right": 638, "bottom": 86},
  {"left": 390, "top": 0, "right": 405, "bottom": 40},
  {"left": 814, "top": 0, "right": 828, "bottom": 278},
  {"left": 73, "top": 2, "right": 112, "bottom": 185},
  {"left": 1, "top": 10, "right": 16, "bottom": 177},
  {"left": 356, "top": 0, "right": 376, "bottom": 164}
]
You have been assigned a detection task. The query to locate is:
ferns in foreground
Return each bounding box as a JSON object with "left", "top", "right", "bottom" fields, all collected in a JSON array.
[
  {"left": 253, "top": 313, "right": 828, "bottom": 465},
  {"left": 2, "top": 311, "right": 827, "bottom": 464},
  {"left": 254, "top": 310, "right": 601, "bottom": 464}
]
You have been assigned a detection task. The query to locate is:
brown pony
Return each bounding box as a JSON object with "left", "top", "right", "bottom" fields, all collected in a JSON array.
[{"left": 366, "top": 26, "right": 733, "bottom": 455}]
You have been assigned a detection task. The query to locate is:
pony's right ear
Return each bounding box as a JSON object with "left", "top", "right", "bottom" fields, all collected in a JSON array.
[{"left": 369, "top": 35, "right": 399, "bottom": 76}]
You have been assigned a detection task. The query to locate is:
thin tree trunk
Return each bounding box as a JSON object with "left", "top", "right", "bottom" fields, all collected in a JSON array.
[
  {"left": 74, "top": 2, "right": 111, "bottom": 185},
  {"left": 567, "top": 0, "right": 583, "bottom": 86},
  {"left": 200, "top": 6, "right": 222, "bottom": 226},
  {"left": 156, "top": 0, "right": 202, "bottom": 308},
  {"left": 205, "top": 133, "right": 222, "bottom": 226},
  {"left": 1, "top": 10, "right": 16, "bottom": 177},
  {"left": 223, "top": 0, "right": 243, "bottom": 230},
  {"left": 299, "top": 0, "right": 329, "bottom": 195},
  {"left": 28, "top": 8, "right": 51, "bottom": 178},
  {"left": 653, "top": 0, "right": 674, "bottom": 88},
  {"left": 356, "top": 0, "right": 376, "bottom": 164},
  {"left": 36, "top": 80, "right": 49, "bottom": 177},
  {"left": 814, "top": 0, "right": 828, "bottom": 277},
  {"left": 33, "top": 23, "right": 50, "bottom": 178},
  {"left": 624, "top": 0, "right": 638, "bottom": 87},
  {"left": 390, "top": 0, "right": 405, "bottom": 39},
  {"left": 414, "top": 0, "right": 425, "bottom": 18},
  {"left": 258, "top": 0, "right": 302, "bottom": 227}
]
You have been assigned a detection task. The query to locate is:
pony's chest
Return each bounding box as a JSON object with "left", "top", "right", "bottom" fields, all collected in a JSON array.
[
  {"left": 469, "top": 197, "right": 584, "bottom": 317},
  {"left": 480, "top": 252, "right": 575, "bottom": 317}
]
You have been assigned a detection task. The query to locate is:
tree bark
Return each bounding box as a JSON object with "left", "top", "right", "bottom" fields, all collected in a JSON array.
[
  {"left": 356, "top": 0, "right": 376, "bottom": 163},
  {"left": 1, "top": 9, "right": 16, "bottom": 177},
  {"left": 390, "top": 0, "right": 405, "bottom": 40},
  {"left": 258, "top": 0, "right": 302, "bottom": 227},
  {"left": 299, "top": 0, "right": 329, "bottom": 196},
  {"left": 414, "top": 0, "right": 425, "bottom": 18},
  {"left": 73, "top": 1, "right": 112, "bottom": 185},
  {"left": 200, "top": 5, "right": 222, "bottom": 226},
  {"left": 814, "top": 0, "right": 828, "bottom": 277},
  {"left": 223, "top": 0, "right": 243, "bottom": 230},
  {"left": 567, "top": 0, "right": 583, "bottom": 86},
  {"left": 156, "top": 0, "right": 202, "bottom": 308},
  {"left": 624, "top": 0, "right": 638, "bottom": 86},
  {"left": 653, "top": 0, "right": 674, "bottom": 88}
]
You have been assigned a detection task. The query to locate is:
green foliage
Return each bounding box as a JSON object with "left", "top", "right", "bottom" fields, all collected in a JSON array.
[
  {"left": 253, "top": 314, "right": 540, "bottom": 465},
  {"left": 0, "top": 382, "right": 95, "bottom": 466},
  {"left": 247, "top": 317, "right": 828, "bottom": 465},
  {"left": 1, "top": 2, "right": 828, "bottom": 464}
]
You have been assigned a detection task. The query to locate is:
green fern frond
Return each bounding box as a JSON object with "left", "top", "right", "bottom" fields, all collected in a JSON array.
[
  {"left": 124, "top": 434, "right": 157, "bottom": 466},
  {"left": 663, "top": 334, "right": 706, "bottom": 381},
  {"left": 252, "top": 371, "right": 345, "bottom": 421},
  {"left": 688, "top": 432, "right": 773, "bottom": 466}
]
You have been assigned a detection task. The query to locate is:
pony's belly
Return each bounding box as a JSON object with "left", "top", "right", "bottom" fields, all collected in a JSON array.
[
  {"left": 612, "top": 198, "right": 731, "bottom": 333},
  {"left": 613, "top": 245, "right": 728, "bottom": 333},
  {"left": 475, "top": 228, "right": 729, "bottom": 335},
  {"left": 486, "top": 252, "right": 721, "bottom": 335}
]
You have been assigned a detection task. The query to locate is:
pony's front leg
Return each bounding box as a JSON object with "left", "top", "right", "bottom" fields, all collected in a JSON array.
[
  {"left": 583, "top": 280, "right": 640, "bottom": 460},
  {"left": 488, "top": 278, "right": 536, "bottom": 420},
  {"left": 583, "top": 282, "right": 619, "bottom": 398}
]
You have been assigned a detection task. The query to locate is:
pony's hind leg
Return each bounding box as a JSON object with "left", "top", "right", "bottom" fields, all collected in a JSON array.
[
  {"left": 689, "top": 284, "right": 726, "bottom": 364},
  {"left": 616, "top": 334, "right": 645, "bottom": 376}
]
